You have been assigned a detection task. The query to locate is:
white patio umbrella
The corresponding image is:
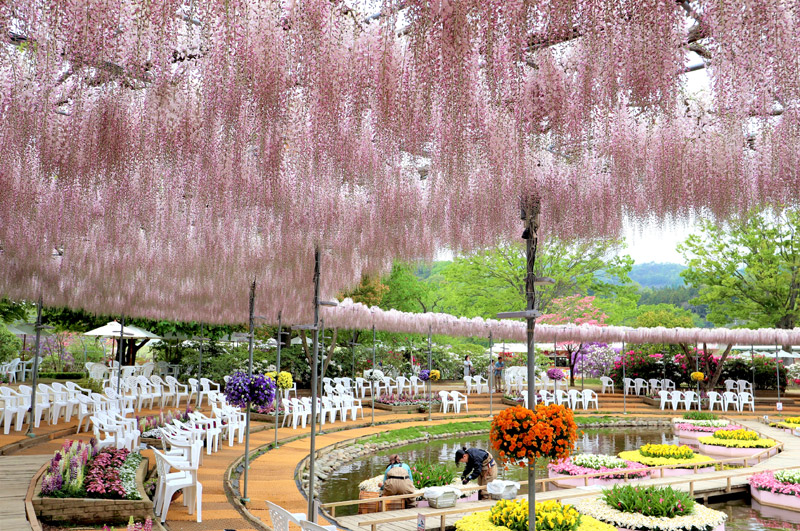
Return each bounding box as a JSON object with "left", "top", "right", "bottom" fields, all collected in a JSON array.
[{"left": 85, "top": 321, "right": 160, "bottom": 391}]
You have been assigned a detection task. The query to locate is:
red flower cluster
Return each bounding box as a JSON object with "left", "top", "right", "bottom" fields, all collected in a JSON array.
[{"left": 490, "top": 404, "right": 577, "bottom": 467}]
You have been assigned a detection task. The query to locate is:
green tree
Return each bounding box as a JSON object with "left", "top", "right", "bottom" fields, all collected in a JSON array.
[
  {"left": 0, "top": 298, "right": 30, "bottom": 323},
  {"left": 438, "top": 238, "right": 635, "bottom": 318},
  {"left": 0, "top": 324, "right": 22, "bottom": 363},
  {"left": 678, "top": 210, "right": 800, "bottom": 336},
  {"left": 380, "top": 263, "right": 444, "bottom": 313}
]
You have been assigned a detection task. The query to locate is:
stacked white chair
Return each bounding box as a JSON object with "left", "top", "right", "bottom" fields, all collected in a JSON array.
[
  {"left": 153, "top": 441, "right": 203, "bottom": 523},
  {"left": 472, "top": 375, "right": 487, "bottom": 394},
  {"left": 438, "top": 390, "right": 453, "bottom": 413}
]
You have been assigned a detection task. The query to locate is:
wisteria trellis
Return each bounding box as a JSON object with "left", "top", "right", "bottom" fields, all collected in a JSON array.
[{"left": 2, "top": 1, "right": 800, "bottom": 323}]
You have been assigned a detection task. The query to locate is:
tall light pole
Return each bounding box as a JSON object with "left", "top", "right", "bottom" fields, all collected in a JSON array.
[
  {"left": 371, "top": 323, "right": 376, "bottom": 426},
  {"left": 427, "top": 326, "right": 432, "bottom": 422},
  {"left": 274, "top": 311, "right": 282, "bottom": 449},
  {"left": 242, "top": 280, "right": 256, "bottom": 504},
  {"left": 26, "top": 296, "right": 52, "bottom": 437},
  {"left": 488, "top": 331, "right": 493, "bottom": 417}
]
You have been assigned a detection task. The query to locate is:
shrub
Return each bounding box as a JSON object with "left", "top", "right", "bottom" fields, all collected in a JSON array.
[
  {"left": 682, "top": 411, "right": 718, "bottom": 421},
  {"left": 0, "top": 324, "right": 22, "bottom": 363},
  {"left": 411, "top": 462, "right": 456, "bottom": 489},
  {"left": 602, "top": 485, "right": 694, "bottom": 518},
  {"left": 39, "top": 371, "right": 86, "bottom": 379}
]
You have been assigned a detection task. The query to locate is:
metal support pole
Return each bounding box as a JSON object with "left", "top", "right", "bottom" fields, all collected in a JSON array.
[
  {"left": 489, "top": 332, "right": 493, "bottom": 418},
  {"left": 275, "top": 311, "right": 282, "bottom": 449},
  {"left": 523, "top": 197, "right": 540, "bottom": 529},
  {"left": 351, "top": 339, "right": 356, "bottom": 380},
  {"left": 696, "top": 344, "right": 700, "bottom": 411},
  {"left": 242, "top": 280, "right": 256, "bottom": 503},
  {"left": 751, "top": 345, "right": 756, "bottom": 399},
  {"left": 116, "top": 316, "right": 125, "bottom": 395},
  {"left": 622, "top": 341, "right": 627, "bottom": 415},
  {"left": 776, "top": 344, "right": 782, "bottom": 403},
  {"left": 26, "top": 296, "right": 44, "bottom": 437},
  {"left": 319, "top": 319, "right": 325, "bottom": 432},
  {"left": 308, "top": 248, "right": 322, "bottom": 522},
  {"left": 427, "top": 326, "right": 432, "bottom": 422},
  {"left": 198, "top": 324, "right": 205, "bottom": 381},
  {"left": 242, "top": 279, "right": 256, "bottom": 503},
  {"left": 371, "top": 324, "right": 376, "bottom": 426}
]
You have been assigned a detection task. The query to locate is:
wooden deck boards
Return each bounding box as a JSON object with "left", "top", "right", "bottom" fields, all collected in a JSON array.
[{"left": 0, "top": 455, "right": 50, "bottom": 531}]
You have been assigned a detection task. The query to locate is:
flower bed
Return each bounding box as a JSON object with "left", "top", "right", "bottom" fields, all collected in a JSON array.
[
  {"left": 574, "top": 486, "right": 727, "bottom": 531},
  {"left": 454, "top": 499, "right": 616, "bottom": 531},
  {"left": 673, "top": 423, "right": 739, "bottom": 441},
  {"left": 548, "top": 454, "right": 649, "bottom": 487},
  {"left": 138, "top": 408, "right": 193, "bottom": 441},
  {"left": 618, "top": 446, "right": 715, "bottom": 475},
  {"left": 34, "top": 443, "right": 152, "bottom": 525},
  {"left": 697, "top": 429, "right": 778, "bottom": 462},
  {"left": 373, "top": 392, "right": 441, "bottom": 412},
  {"left": 750, "top": 470, "right": 800, "bottom": 511}
]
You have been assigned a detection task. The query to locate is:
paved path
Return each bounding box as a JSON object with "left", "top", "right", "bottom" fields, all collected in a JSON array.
[{"left": 0, "top": 454, "right": 51, "bottom": 531}]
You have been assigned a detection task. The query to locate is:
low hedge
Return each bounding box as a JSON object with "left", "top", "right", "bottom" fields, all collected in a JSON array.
[{"left": 39, "top": 372, "right": 86, "bottom": 380}]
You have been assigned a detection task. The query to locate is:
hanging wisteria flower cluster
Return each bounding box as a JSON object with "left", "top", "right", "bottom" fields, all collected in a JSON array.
[
  {"left": 3, "top": 2, "right": 800, "bottom": 323},
  {"left": 223, "top": 371, "right": 276, "bottom": 409}
]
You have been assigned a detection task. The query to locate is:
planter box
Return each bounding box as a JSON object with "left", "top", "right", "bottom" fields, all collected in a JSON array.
[
  {"left": 646, "top": 466, "right": 716, "bottom": 478},
  {"left": 33, "top": 458, "right": 153, "bottom": 526},
  {"left": 372, "top": 402, "right": 437, "bottom": 413},
  {"left": 698, "top": 443, "right": 778, "bottom": 464},
  {"left": 751, "top": 486, "right": 800, "bottom": 512},
  {"left": 140, "top": 437, "right": 163, "bottom": 448},
  {"left": 548, "top": 470, "right": 647, "bottom": 488},
  {"left": 502, "top": 398, "right": 524, "bottom": 407},
  {"left": 616, "top": 525, "right": 724, "bottom": 531},
  {"left": 674, "top": 429, "right": 708, "bottom": 441},
  {"left": 249, "top": 412, "right": 279, "bottom": 423}
]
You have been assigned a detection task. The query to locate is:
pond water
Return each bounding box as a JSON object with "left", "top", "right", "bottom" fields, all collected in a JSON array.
[
  {"left": 318, "top": 427, "right": 679, "bottom": 516},
  {"left": 711, "top": 499, "right": 800, "bottom": 530}
]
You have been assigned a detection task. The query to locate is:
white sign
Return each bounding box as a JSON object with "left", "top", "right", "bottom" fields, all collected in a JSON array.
[
  {"left": 777, "top": 402, "right": 784, "bottom": 412},
  {"left": 417, "top": 513, "right": 426, "bottom": 531}
]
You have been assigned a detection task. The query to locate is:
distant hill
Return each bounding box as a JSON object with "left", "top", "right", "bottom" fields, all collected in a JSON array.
[{"left": 630, "top": 262, "right": 687, "bottom": 288}]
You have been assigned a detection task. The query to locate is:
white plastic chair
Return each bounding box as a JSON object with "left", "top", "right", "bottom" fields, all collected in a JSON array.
[
  {"left": 74, "top": 393, "right": 97, "bottom": 433},
  {"left": 188, "top": 378, "right": 202, "bottom": 406},
  {"left": 463, "top": 377, "right": 474, "bottom": 394},
  {"left": 4, "top": 359, "right": 19, "bottom": 383},
  {"left": 634, "top": 378, "right": 649, "bottom": 396},
  {"left": 165, "top": 376, "right": 190, "bottom": 407},
  {"left": 623, "top": 378, "right": 635, "bottom": 395},
  {"left": 707, "top": 391, "right": 723, "bottom": 411},
  {"left": 724, "top": 379, "right": 738, "bottom": 393},
  {"left": 135, "top": 375, "right": 158, "bottom": 410},
  {"left": 657, "top": 391, "right": 670, "bottom": 410},
  {"left": 19, "top": 385, "right": 50, "bottom": 427},
  {"left": 683, "top": 391, "right": 700, "bottom": 410},
  {"left": 670, "top": 391, "right": 684, "bottom": 411},
  {"left": 188, "top": 412, "right": 221, "bottom": 454},
  {"left": 50, "top": 382, "right": 78, "bottom": 422},
  {"left": 555, "top": 389, "right": 570, "bottom": 406},
  {"left": 409, "top": 375, "right": 425, "bottom": 396},
  {"left": 287, "top": 398, "right": 309, "bottom": 429},
  {"left": 153, "top": 443, "right": 203, "bottom": 523},
  {"left": 722, "top": 391, "right": 740, "bottom": 412},
  {"left": 450, "top": 390, "right": 468, "bottom": 413},
  {"left": 648, "top": 379, "right": 661, "bottom": 393},
  {"left": 582, "top": 389, "right": 599, "bottom": 409},
  {"left": 473, "top": 375, "right": 487, "bottom": 394},
  {"left": 738, "top": 392, "right": 755, "bottom": 412},
  {"left": 394, "top": 376, "right": 411, "bottom": 396},
  {"left": 266, "top": 501, "right": 306, "bottom": 531},
  {"left": 737, "top": 380, "right": 754, "bottom": 393},
  {"left": 0, "top": 387, "right": 26, "bottom": 434},
  {"left": 339, "top": 394, "right": 363, "bottom": 421},
  {"left": 568, "top": 389, "right": 585, "bottom": 409},
  {"left": 539, "top": 390, "right": 554, "bottom": 406},
  {"left": 200, "top": 378, "right": 221, "bottom": 405},
  {"left": 439, "top": 390, "right": 453, "bottom": 413},
  {"left": 299, "top": 519, "right": 337, "bottom": 531},
  {"left": 600, "top": 376, "right": 614, "bottom": 394}
]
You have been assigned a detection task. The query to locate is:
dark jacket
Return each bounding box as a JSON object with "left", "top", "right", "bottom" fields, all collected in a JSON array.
[{"left": 461, "top": 448, "right": 491, "bottom": 481}]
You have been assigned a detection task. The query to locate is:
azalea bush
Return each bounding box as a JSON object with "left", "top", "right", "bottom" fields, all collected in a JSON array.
[
  {"left": 490, "top": 405, "right": 577, "bottom": 466},
  {"left": 411, "top": 462, "right": 457, "bottom": 489},
  {"left": 602, "top": 485, "right": 694, "bottom": 518},
  {"left": 638, "top": 444, "right": 695, "bottom": 460}
]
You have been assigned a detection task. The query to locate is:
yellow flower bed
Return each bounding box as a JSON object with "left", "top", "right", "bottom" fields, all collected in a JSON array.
[
  {"left": 785, "top": 417, "right": 800, "bottom": 424},
  {"left": 698, "top": 436, "right": 777, "bottom": 448},
  {"left": 777, "top": 421, "right": 800, "bottom": 430},
  {"left": 638, "top": 444, "right": 695, "bottom": 460},
  {"left": 618, "top": 450, "right": 716, "bottom": 468},
  {"left": 455, "top": 507, "right": 615, "bottom": 531},
  {"left": 711, "top": 429, "right": 759, "bottom": 441}
]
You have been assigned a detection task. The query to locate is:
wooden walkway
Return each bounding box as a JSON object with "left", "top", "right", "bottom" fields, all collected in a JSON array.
[
  {"left": 0, "top": 454, "right": 51, "bottom": 531},
  {"left": 335, "top": 418, "right": 799, "bottom": 531}
]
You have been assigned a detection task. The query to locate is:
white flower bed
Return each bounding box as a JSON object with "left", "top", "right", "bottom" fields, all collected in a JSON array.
[
  {"left": 574, "top": 497, "right": 727, "bottom": 531},
  {"left": 671, "top": 418, "right": 729, "bottom": 428},
  {"left": 120, "top": 453, "right": 143, "bottom": 500},
  {"left": 570, "top": 454, "right": 629, "bottom": 470}
]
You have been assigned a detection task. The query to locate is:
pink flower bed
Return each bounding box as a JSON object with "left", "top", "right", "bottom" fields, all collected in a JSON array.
[
  {"left": 548, "top": 460, "right": 648, "bottom": 480},
  {"left": 85, "top": 448, "right": 130, "bottom": 498},
  {"left": 750, "top": 471, "right": 800, "bottom": 496},
  {"left": 673, "top": 423, "right": 740, "bottom": 433}
]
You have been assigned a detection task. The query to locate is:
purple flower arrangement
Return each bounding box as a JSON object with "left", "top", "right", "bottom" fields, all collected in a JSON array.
[
  {"left": 546, "top": 368, "right": 565, "bottom": 381},
  {"left": 40, "top": 439, "right": 97, "bottom": 497},
  {"left": 418, "top": 369, "right": 431, "bottom": 381},
  {"left": 224, "top": 371, "right": 276, "bottom": 409}
]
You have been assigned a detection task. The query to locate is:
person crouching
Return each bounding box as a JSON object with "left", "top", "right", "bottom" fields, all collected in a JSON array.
[
  {"left": 378, "top": 454, "right": 417, "bottom": 508},
  {"left": 455, "top": 447, "right": 497, "bottom": 500}
]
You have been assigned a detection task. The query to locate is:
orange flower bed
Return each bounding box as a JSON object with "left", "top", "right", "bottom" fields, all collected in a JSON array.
[{"left": 490, "top": 404, "right": 578, "bottom": 467}]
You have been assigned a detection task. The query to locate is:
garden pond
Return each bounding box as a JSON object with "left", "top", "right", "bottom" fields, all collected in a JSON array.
[{"left": 318, "top": 427, "right": 680, "bottom": 516}]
